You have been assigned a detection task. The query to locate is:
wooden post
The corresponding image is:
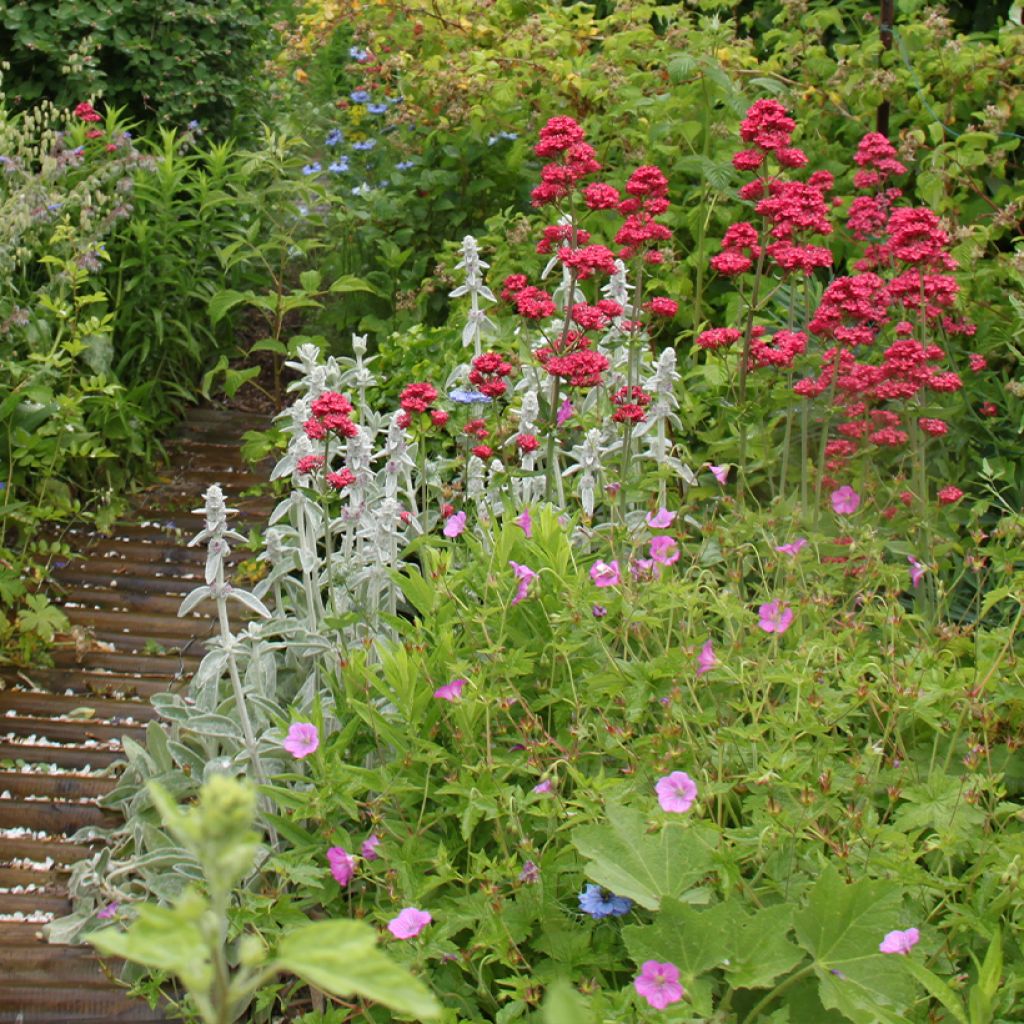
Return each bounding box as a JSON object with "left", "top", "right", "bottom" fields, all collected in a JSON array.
[{"left": 877, "top": 0, "right": 896, "bottom": 136}]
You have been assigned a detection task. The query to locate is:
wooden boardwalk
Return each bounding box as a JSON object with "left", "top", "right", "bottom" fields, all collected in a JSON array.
[{"left": 0, "top": 407, "right": 273, "bottom": 1023}]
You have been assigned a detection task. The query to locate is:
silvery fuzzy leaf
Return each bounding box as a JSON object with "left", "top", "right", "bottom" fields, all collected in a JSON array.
[
  {"left": 180, "top": 713, "right": 243, "bottom": 742},
  {"left": 205, "top": 544, "right": 223, "bottom": 585},
  {"left": 178, "top": 585, "right": 213, "bottom": 616},
  {"left": 228, "top": 589, "right": 272, "bottom": 619}
]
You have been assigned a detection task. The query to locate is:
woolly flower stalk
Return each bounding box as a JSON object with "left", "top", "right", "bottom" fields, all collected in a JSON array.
[
  {"left": 450, "top": 235, "right": 497, "bottom": 355},
  {"left": 564, "top": 428, "right": 608, "bottom": 517}
]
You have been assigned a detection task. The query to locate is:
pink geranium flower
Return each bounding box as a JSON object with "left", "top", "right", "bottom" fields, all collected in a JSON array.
[
  {"left": 96, "top": 902, "right": 119, "bottom": 919},
  {"left": 387, "top": 907, "right": 432, "bottom": 939},
  {"left": 556, "top": 399, "right": 574, "bottom": 426},
  {"left": 697, "top": 639, "right": 717, "bottom": 676},
  {"left": 655, "top": 771, "right": 698, "bottom": 813},
  {"left": 908, "top": 556, "right": 927, "bottom": 588},
  {"left": 645, "top": 507, "right": 676, "bottom": 529},
  {"left": 709, "top": 464, "right": 729, "bottom": 485},
  {"left": 831, "top": 485, "right": 860, "bottom": 515},
  {"left": 590, "top": 560, "right": 621, "bottom": 587},
  {"left": 634, "top": 961, "right": 685, "bottom": 1009},
  {"left": 515, "top": 507, "right": 532, "bottom": 538},
  {"left": 758, "top": 600, "right": 794, "bottom": 634},
  {"left": 879, "top": 927, "right": 919, "bottom": 955},
  {"left": 283, "top": 722, "right": 319, "bottom": 759},
  {"left": 327, "top": 846, "right": 356, "bottom": 887},
  {"left": 775, "top": 537, "right": 807, "bottom": 557},
  {"left": 443, "top": 511, "right": 467, "bottom": 537},
  {"left": 649, "top": 536, "right": 680, "bottom": 566},
  {"left": 509, "top": 561, "right": 538, "bottom": 604},
  {"left": 433, "top": 678, "right": 466, "bottom": 701},
  {"left": 361, "top": 834, "right": 381, "bottom": 860},
  {"left": 533, "top": 779, "right": 553, "bottom": 794}
]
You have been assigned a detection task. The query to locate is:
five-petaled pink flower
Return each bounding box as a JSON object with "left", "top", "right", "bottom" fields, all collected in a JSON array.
[
  {"left": 831, "top": 485, "right": 861, "bottom": 515},
  {"left": 879, "top": 927, "right": 919, "bottom": 955},
  {"left": 283, "top": 722, "right": 319, "bottom": 759},
  {"left": 96, "top": 901, "right": 119, "bottom": 919},
  {"left": 590, "top": 560, "right": 621, "bottom": 587},
  {"left": 697, "top": 639, "right": 717, "bottom": 677},
  {"left": 509, "top": 561, "right": 538, "bottom": 604},
  {"left": 556, "top": 399, "right": 575, "bottom": 426},
  {"left": 775, "top": 537, "right": 807, "bottom": 557},
  {"left": 388, "top": 907, "right": 432, "bottom": 939},
  {"left": 908, "top": 556, "right": 927, "bottom": 589},
  {"left": 433, "top": 678, "right": 466, "bottom": 701},
  {"left": 533, "top": 779, "right": 553, "bottom": 794},
  {"left": 655, "top": 771, "right": 698, "bottom": 813},
  {"left": 758, "top": 600, "right": 794, "bottom": 634},
  {"left": 361, "top": 834, "right": 381, "bottom": 860},
  {"left": 634, "top": 960, "right": 685, "bottom": 1009},
  {"left": 515, "top": 508, "right": 533, "bottom": 538},
  {"left": 646, "top": 507, "right": 676, "bottom": 529},
  {"left": 327, "top": 846, "right": 356, "bottom": 887},
  {"left": 649, "top": 536, "right": 680, "bottom": 566},
  {"left": 443, "top": 511, "right": 467, "bottom": 538},
  {"left": 709, "top": 464, "right": 729, "bottom": 485}
]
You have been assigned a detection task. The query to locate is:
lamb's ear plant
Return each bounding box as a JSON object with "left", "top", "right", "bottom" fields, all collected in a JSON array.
[{"left": 86, "top": 775, "right": 441, "bottom": 1024}]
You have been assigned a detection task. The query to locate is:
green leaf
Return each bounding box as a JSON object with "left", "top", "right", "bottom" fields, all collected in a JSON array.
[
  {"left": 794, "top": 866, "right": 916, "bottom": 1023},
  {"left": 208, "top": 289, "right": 251, "bottom": 324},
  {"left": 902, "top": 960, "right": 968, "bottom": 1024},
  {"left": 541, "top": 979, "right": 594, "bottom": 1024},
  {"left": 274, "top": 920, "right": 440, "bottom": 1019},
  {"left": 328, "top": 273, "right": 382, "bottom": 296},
  {"left": 726, "top": 904, "right": 806, "bottom": 990},
  {"left": 571, "top": 802, "right": 716, "bottom": 910}
]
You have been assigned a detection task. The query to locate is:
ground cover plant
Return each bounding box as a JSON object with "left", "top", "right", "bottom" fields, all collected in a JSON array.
[{"left": 64, "top": 91, "right": 1024, "bottom": 1024}]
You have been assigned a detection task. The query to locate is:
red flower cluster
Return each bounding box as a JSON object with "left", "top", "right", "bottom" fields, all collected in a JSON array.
[
  {"left": 73, "top": 101, "right": 102, "bottom": 123},
  {"left": 327, "top": 468, "right": 356, "bottom": 491},
  {"left": 469, "top": 351, "right": 514, "bottom": 398},
  {"left": 304, "top": 391, "right": 358, "bottom": 439},
  {"left": 611, "top": 385, "right": 652, "bottom": 423},
  {"left": 696, "top": 327, "right": 742, "bottom": 350},
  {"left": 397, "top": 382, "right": 445, "bottom": 429},
  {"left": 532, "top": 116, "right": 601, "bottom": 206},
  {"left": 750, "top": 329, "right": 807, "bottom": 370},
  {"left": 852, "top": 132, "right": 907, "bottom": 191}
]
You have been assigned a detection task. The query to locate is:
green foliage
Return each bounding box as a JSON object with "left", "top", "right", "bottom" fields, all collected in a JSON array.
[{"left": 0, "top": 0, "right": 276, "bottom": 135}]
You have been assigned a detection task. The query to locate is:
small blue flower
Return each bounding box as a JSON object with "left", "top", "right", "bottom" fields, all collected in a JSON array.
[
  {"left": 302, "top": 162, "right": 322, "bottom": 175},
  {"left": 395, "top": 160, "right": 416, "bottom": 171},
  {"left": 350, "top": 90, "right": 370, "bottom": 104},
  {"left": 328, "top": 158, "right": 349, "bottom": 174},
  {"left": 352, "top": 139, "right": 376, "bottom": 151},
  {"left": 578, "top": 884, "right": 633, "bottom": 919},
  {"left": 388, "top": 95, "right": 404, "bottom": 105},
  {"left": 488, "top": 130, "right": 520, "bottom": 146},
  {"left": 448, "top": 389, "right": 493, "bottom": 405},
  {"left": 366, "top": 102, "right": 389, "bottom": 115},
  {"left": 349, "top": 46, "right": 368, "bottom": 61},
  {"left": 325, "top": 128, "right": 343, "bottom": 147},
  {"left": 187, "top": 120, "right": 203, "bottom": 135},
  {"left": 296, "top": 203, "right": 309, "bottom": 217}
]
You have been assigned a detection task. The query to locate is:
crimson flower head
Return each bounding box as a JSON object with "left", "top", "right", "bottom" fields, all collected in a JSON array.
[
  {"left": 739, "top": 99, "right": 796, "bottom": 152},
  {"left": 399, "top": 381, "right": 438, "bottom": 413},
  {"left": 937, "top": 485, "right": 964, "bottom": 505},
  {"left": 625, "top": 165, "right": 668, "bottom": 199},
  {"left": 534, "top": 116, "right": 585, "bottom": 158},
  {"left": 74, "top": 101, "right": 103, "bottom": 122}
]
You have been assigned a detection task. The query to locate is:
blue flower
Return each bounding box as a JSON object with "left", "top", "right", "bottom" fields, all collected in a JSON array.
[
  {"left": 366, "top": 102, "right": 389, "bottom": 115},
  {"left": 187, "top": 119, "right": 202, "bottom": 133},
  {"left": 488, "top": 130, "right": 520, "bottom": 146},
  {"left": 350, "top": 90, "right": 370, "bottom": 103},
  {"left": 349, "top": 46, "right": 368, "bottom": 61},
  {"left": 448, "top": 389, "right": 492, "bottom": 405},
  {"left": 296, "top": 204, "right": 309, "bottom": 217},
  {"left": 578, "top": 884, "right": 633, "bottom": 919},
  {"left": 352, "top": 139, "right": 376, "bottom": 151},
  {"left": 325, "top": 128, "right": 343, "bottom": 146},
  {"left": 328, "top": 158, "right": 349, "bottom": 174},
  {"left": 395, "top": 160, "right": 416, "bottom": 171},
  {"left": 302, "top": 162, "right": 322, "bottom": 175}
]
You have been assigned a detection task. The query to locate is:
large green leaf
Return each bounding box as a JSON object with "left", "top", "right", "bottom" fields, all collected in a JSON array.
[
  {"left": 571, "top": 802, "right": 716, "bottom": 909},
  {"left": 793, "top": 866, "right": 917, "bottom": 1023},
  {"left": 725, "top": 904, "right": 805, "bottom": 990},
  {"left": 275, "top": 920, "right": 440, "bottom": 1019},
  {"left": 541, "top": 979, "right": 594, "bottom": 1024}
]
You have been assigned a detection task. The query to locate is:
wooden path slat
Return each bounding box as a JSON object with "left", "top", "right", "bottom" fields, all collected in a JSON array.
[{"left": 0, "top": 405, "right": 271, "bottom": 1023}]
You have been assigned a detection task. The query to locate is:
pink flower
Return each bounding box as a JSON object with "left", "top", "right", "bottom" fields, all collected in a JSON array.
[
  {"left": 509, "top": 561, "right": 538, "bottom": 604},
  {"left": 879, "top": 927, "right": 920, "bottom": 955},
  {"left": 533, "top": 779, "right": 553, "bottom": 794},
  {"left": 655, "top": 771, "right": 698, "bottom": 813},
  {"left": 649, "top": 536, "right": 680, "bottom": 566},
  {"left": 758, "top": 600, "right": 794, "bottom": 634},
  {"left": 697, "top": 640, "right": 717, "bottom": 677},
  {"left": 515, "top": 508, "right": 533, "bottom": 538},
  {"left": 908, "top": 556, "right": 927, "bottom": 588},
  {"left": 327, "top": 846, "right": 356, "bottom": 887},
  {"left": 709, "top": 464, "right": 729, "bottom": 485},
  {"left": 443, "top": 511, "right": 467, "bottom": 538},
  {"left": 556, "top": 398, "right": 574, "bottom": 426},
  {"left": 634, "top": 960, "right": 685, "bottom": 1010},
  {"left": 96, "top": 901, "right": 119, "bottom": 919},
  {"left": 388, "top": 907, "right": 432, "bottom": 939},
  {"left": 433, "top": 678, "right": 466, "bottom": 701},
  {"left": 645, "top": 507, "right": 676, "bottom": 529},
  {"left": 938, "top": 485, "right": 964, "bottom": 506},
  {"left": 590, "top": 560, "right": 621, "bottom": 587},
  {"left": 361, "top": 834, "right": 381, "bottom": 860},
  {"left": 831, "top": 485, "right": 861, "bottom": 515},
  {"left": 283, "top": 722, "right": 319, "bottom": 759},
  {"left": 775, "top": 537, "right": 807, "bottom": 557}
]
